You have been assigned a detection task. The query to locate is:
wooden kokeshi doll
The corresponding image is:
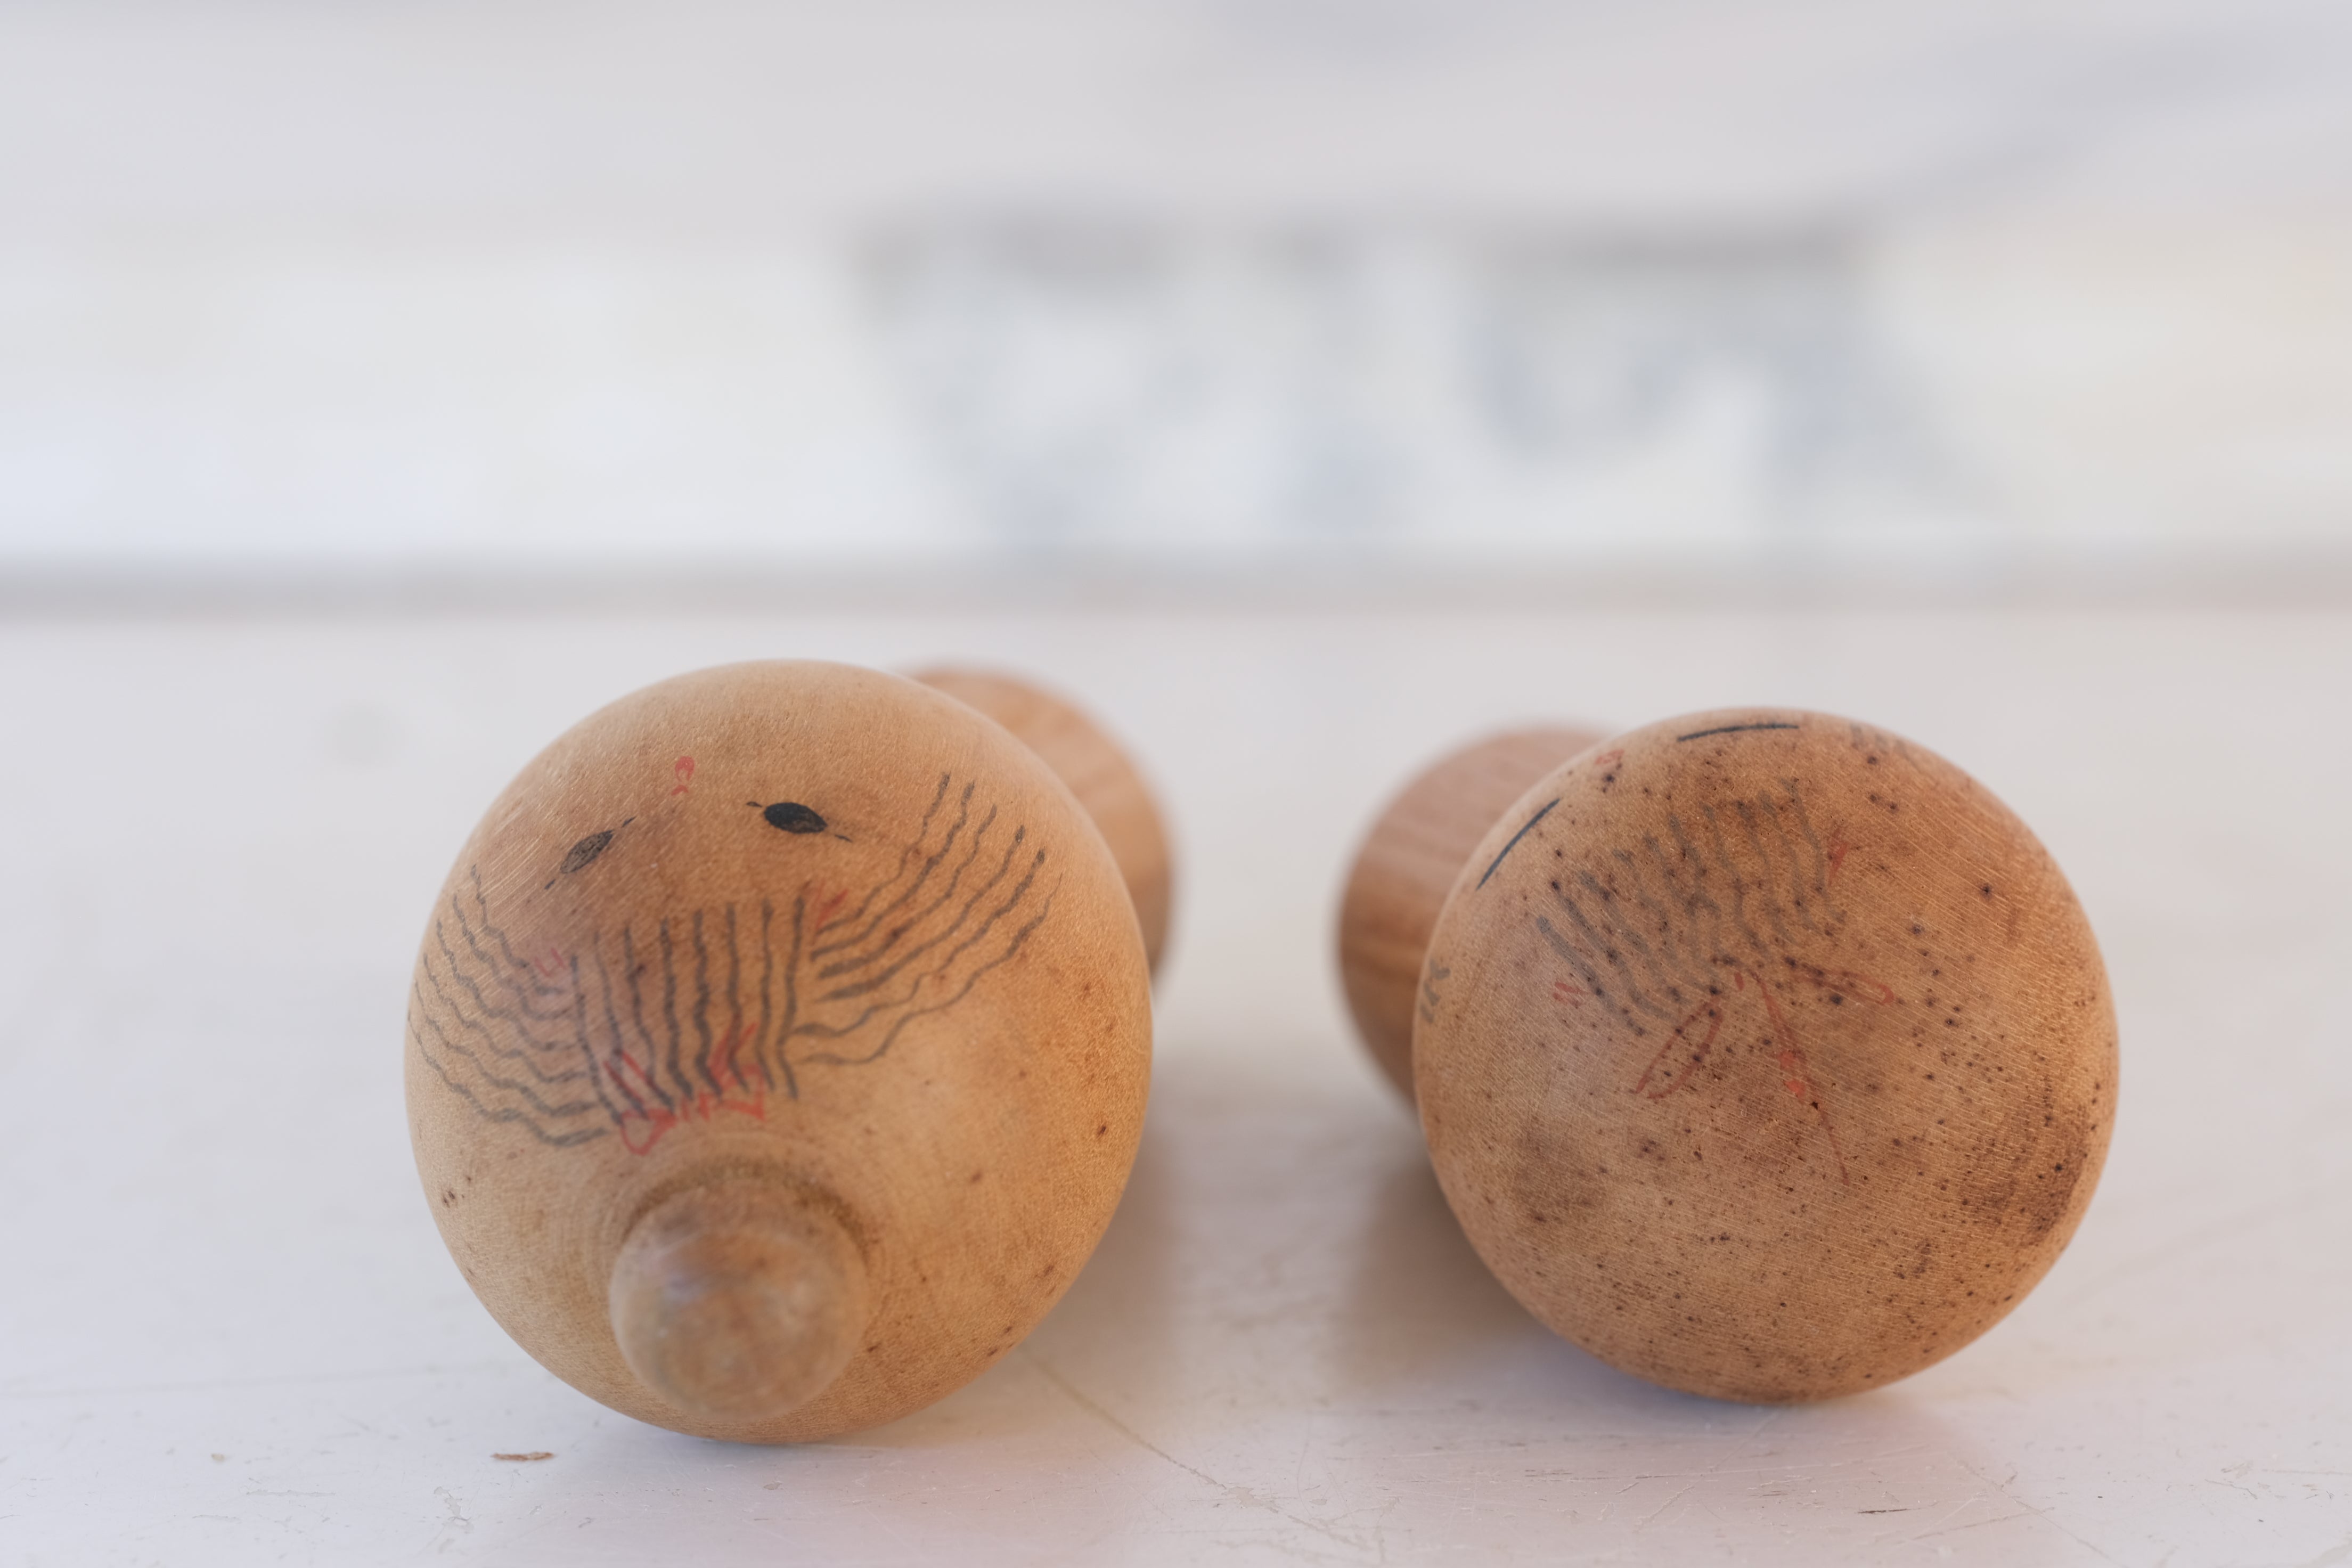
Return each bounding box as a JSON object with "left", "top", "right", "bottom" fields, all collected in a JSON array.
[
  {"left": 1339, "top": 708, "right": 2118, "bottom": 1402},
  {"left": 911, "top": 667, "right": 1174, "bottom": 977},
  {"left": 405, "top": 661, "right": 1154, "bottom": 1441},
  {"left": 1337, "top": 726, "right": 1605, "bottom": 1099}
]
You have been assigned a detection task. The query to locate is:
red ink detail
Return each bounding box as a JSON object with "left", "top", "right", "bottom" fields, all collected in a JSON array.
[
  {"left": 1826, "top": 840, "right": 1851, "bottom": 886},
  {"left": 617, "top": 1106, "right": 677, "bottom": 1155},
  {"left": 1594, "top": 749, "right": 1624, "bottom": 769},
  {"left": 1629, "top": 965, "right": 1853, "bottom": 1184},
  {"left": 1552, "top": 979, "right": 1586, "bottom": 1008},
  {"left": 531, "top": 944, "right": 566, "bottom": 978},
  {"left": 608, "top": 1049, "right": 664, "bottom": 1108},
  {"left": 610, "top": 1022, "right": 770, "bottom": 1156},
  {"left": 679, "top": 1087, "right": 765, "bottom": 1126},
  {"left": 712, "top": 1020, "right": 770, "bottom": 1100},
  {"left": 1745, "top": 972, "right": 1849, "bottom": 1186},
  {"left": 671, "top": 756, "right": 696, "bottom": 796},
  {"left": 1635, "top": 999, "right": 1727, "bottom": 1099},
  {"left": 812, "top": 885, "right": 852, "bottom": 929}
]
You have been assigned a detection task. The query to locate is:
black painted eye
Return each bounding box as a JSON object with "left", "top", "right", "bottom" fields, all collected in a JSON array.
[
  {"left": 761, "top": 802, "right": 828, "bottom": 835},
  {"left": 559, "top": 830, "right": 615, "bottom": 874},
  {"left": 544, "top": 819, "right": 631, "bottom": 888}
]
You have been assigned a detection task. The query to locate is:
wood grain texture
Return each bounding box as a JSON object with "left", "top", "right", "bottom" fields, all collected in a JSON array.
[
  {"left": 607, "top": 1179, "right": 870, "bottom": 1421},
  {"left": 1416, "top": 708, "right": 2117, "bottom": 1402},
  {"left": 912, "top": 667, "right": 1174, "bottom": 976},
  {"left": 404, "top": 660, "right": 1152, "bottom": 1442},
  {"left": 1337, "top": 728, "right": 1603, "bottom": 1099}
]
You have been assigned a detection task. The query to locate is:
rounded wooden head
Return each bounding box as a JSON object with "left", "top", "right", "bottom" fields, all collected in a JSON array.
[
  {"left": 911, "top": 667, "right": 1174, "bottom": 976},
  {"left": 404, "top": 660, "right": 1153, "bottom": 1442},
  {"left": 1337, "top": 728, "right": 1605, "bottom": 1099},
  {"left": 1416, "top": 709, "right": 2117, "bottom": 1402}
]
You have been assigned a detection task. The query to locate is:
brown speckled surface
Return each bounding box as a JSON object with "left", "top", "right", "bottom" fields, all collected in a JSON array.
[{"left": 1417, "top": 707, "right": 2117, "bottom": 1402}]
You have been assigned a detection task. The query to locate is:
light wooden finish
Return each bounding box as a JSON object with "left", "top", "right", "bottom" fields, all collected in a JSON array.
[
  {"left": 1413, "top": 708, "right": 2117, "bottom": 1402},
  {"left": 911, "top": 667, "right": 1174, "bottom": 976},
  {"left": 404, "top": 660, "right": 1153, "bottom": 1442},
  {"left": 607, "top": 1179, "right": 871, "bottom": 1421},
  {"left": 1336, "top": 727, "right": 1603, "bottom": 1099}
]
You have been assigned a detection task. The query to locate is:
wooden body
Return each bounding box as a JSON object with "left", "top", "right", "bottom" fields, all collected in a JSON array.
[
  {"left": 1413, "top": 709, "right": 2117, "bottom": 1401},
  {"left": 404, "top": 661, "right": 1153, "bottom": 1441},
  {"left": 1337, "top": 728, "right": 1604, "bottom": 1099},
  {"left": 911, "top": 667, "right": 1174, "bottom": 975}
]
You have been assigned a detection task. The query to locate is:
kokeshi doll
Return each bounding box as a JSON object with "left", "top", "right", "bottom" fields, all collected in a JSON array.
[
  {"left": 1337, "top": 726, "right": 1605, "bottom": 1098},
  {"left": 1349, "top": 708, "right": 2118, "bottom": 1402},
  {"left": 910, "top": 667, "right": 1174, "bottom": 976},
  {"left": 404, "top": 661, "right": 1153, "bottom": 1442}
]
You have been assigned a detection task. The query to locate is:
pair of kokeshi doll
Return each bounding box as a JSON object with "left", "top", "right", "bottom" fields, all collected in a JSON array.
[{"left": 408, "top": 661, "right": 2115, "bottom": 1441}]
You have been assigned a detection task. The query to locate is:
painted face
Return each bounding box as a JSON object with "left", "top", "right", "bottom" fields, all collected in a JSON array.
[{"left": 412, "top": 712, "right": 1056, "bottom": 1157}]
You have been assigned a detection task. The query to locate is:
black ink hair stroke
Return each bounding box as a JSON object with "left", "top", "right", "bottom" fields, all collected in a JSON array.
[{"left": 410, "top": 774, "right": 1052, "bottom": 1152}]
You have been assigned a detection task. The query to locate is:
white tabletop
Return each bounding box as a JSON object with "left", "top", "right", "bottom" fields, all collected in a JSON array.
[{"left": 4, "top": 601, "right": 2347, "bottom": 1565}]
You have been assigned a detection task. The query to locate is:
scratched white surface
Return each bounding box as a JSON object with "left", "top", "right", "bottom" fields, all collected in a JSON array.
[{"left": 3, "top": 605, "right": 2349, "bottom": 1566}]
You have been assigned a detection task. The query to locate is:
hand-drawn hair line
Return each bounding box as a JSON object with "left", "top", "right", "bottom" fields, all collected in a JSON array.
[{"left": 411, "top": 772, "right": 1056, "bottom": 1154}]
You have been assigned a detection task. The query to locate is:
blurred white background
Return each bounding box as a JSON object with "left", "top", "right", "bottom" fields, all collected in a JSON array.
[{"left": 4, "top": 0, "right": 2350, "bottom": 593}]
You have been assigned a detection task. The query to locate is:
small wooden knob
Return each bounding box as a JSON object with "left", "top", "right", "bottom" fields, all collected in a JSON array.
[
  {"left": 1406, "top": 708, "right": 2117, "bottom": 1402},
  {"left": 405, "top": 661, "right": 1152, "bottom": 1442},
  {"left": 608, "top": 1181, "right": 869, "bottom": 1423},
  {"left": 911, "top": 667, "right": 1174, "bottom": 975},
  {"left": 1337, "top": 727, "right": 1604, "bottom": 1098}
]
